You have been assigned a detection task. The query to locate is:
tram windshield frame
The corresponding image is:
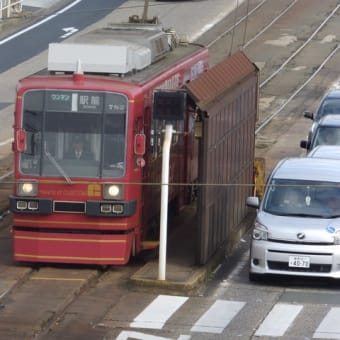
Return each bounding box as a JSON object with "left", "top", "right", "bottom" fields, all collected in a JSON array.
[{"left": 19, "top": 89, "right": 128, "bottom": 179}]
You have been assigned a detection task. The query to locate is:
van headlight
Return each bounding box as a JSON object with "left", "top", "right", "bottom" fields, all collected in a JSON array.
[
  {"left": 334, "top": 230, "right": 340, "bottom": 245},
  {"left": 252, "top": 222, "right": 268, "bottom": 240},
  {"left": 103, "top": 183, "right": 124, "bottom": 200},
  {"left": 17, "top": 181, "right": 38, "bottom": 197}
]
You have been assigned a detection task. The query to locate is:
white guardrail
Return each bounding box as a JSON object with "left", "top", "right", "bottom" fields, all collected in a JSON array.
[{"left": 0, "top": 0, "right": 22, "bottom": 20}]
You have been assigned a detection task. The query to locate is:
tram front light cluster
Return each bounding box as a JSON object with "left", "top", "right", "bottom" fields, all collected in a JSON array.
[
  {"left": 100, "top": 203, "right": 124, "bottom": 214},
  {"left": 17, "top": 181, "right": 38, "bottom": 197},
  {"left": 103, "top": 183, "right": 124, "bottom": 200},
  {"left": 16, "top": 200, "right": 39, "bottom": 211}
]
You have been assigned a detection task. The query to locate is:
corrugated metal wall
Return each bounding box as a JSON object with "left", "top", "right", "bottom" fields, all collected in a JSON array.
[{"left": 186, "top": 51, "right": 258, "bottom": 264}]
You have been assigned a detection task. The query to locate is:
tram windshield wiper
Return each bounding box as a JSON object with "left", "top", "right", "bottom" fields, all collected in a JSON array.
[{"left": 44, "top": 148, "right": 72, "bottom": 185}]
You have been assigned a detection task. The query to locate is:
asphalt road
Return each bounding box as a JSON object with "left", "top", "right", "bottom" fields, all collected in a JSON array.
[{"left": 0, "top": 0, "right": 126, "bottom": 73}]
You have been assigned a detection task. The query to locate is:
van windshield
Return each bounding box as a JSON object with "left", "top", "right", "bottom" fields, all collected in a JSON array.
[{"left": 263, "top": 179, "right": 340, "bottom": 218}]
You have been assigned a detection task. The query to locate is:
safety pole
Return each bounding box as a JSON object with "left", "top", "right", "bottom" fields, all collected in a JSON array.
[{"left": 158, "top": 124, "right": 173, "bottom": 280}]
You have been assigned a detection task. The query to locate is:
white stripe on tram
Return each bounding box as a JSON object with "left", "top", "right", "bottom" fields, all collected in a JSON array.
[
  {"left": 314, "top": 307, "right": 340, "bottom": 339},
  {"left": 130, "top": 295, "right": 188, "bottom": 330},
  {"left": 255, "top": 303, "right": 303, "bottom": 337},
  {"left": 191, "top": 300, "right": 245, "bottom": 334}
]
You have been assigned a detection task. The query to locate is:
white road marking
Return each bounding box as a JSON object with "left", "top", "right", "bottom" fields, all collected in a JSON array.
[
  {"left": 255, "top": 303, "right": 303, "bottom": 337},
  {"left": 130, "top": 295, "right": 188, "bottom": 330},
  {"left": 0, "top": 0, "right": 82, "bottom": 45},
  {"left": 191, "top": 300, "right": 245, "bottom": 334},
  {"left": 116, "top": 330, "right": 173, "bottom": 340},
  {"left": 313, "top": 307, "right": 340, "bottom": 339},
  {"left": 60, "top": 27, "right": 79, "bottom": 38}
]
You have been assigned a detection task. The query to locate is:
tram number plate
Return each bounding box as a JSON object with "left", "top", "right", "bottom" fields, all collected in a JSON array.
[{"left": 289, "top": 256, "right": 310, "bottom": 268}]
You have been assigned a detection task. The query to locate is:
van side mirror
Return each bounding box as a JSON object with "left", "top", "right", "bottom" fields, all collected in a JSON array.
[
  {"left": 134, "top": 133, "right": 146, "bottom": 156},
  {"left": 246, "top": 196, "right": 259, "bottom": 208},
  {"left": 300, "top": 140, "right": 309, "bottom": 149}
]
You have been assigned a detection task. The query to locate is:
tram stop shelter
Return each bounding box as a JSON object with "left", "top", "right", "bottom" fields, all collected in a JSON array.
[{"left": 185, "top": 50, "right": 259, "bottom": 265}]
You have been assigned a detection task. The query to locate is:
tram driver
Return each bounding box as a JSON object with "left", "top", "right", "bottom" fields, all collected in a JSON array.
[{"left": 66, "top": 137, "right": 94, "bottom": 160}]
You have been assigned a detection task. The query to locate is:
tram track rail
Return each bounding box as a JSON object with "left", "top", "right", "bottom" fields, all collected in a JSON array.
[{"left": 203, "top": 0, "right": 340, "bottom": 135}]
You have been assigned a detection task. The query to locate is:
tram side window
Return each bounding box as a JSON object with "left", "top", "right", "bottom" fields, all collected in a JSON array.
[
  {"left": 20, "top": 91, "right": 44, "bottom": 174},
  {"left": 103, "top": 113, "right": 126, "bottom": 170}
]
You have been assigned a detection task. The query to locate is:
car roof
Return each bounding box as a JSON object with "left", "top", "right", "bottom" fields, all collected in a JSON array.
[
  {"left": 271, "top": 157, "right": 340, "bottom": 182},
  {"left": 308, "top": 145, "right": 340, "bottom": 159},
  {"left": 322, "top": 89, "right": 340, "bottom": 99},
  {"left": 316, "top": 114, "right": 340, "bottom": 126}
]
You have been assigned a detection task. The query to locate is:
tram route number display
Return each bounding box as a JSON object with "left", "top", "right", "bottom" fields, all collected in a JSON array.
[{"left": 45, "top": 91, "right": 126, "bottom": 114}]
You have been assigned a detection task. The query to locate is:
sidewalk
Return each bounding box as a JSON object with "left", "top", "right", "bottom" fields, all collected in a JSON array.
[{"left": 130, "top": 206, "right": 254, "bottom": 293}]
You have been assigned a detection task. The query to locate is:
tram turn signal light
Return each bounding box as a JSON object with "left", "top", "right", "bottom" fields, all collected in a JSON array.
[
  {"left": 17, "top": 200, "right": 39, "bottom": 211},
  {"left": 100, "top": 203, "right": 124, "bottom": 214}
]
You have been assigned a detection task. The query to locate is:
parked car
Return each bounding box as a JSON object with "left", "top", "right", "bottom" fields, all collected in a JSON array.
[
  {"left": 304, "top": 89, "right": 340, "bottom": 121},
  {"left": 303, "top": 89, "right": 340, "bottom": 143},
  {"left": 300, "top": 114, "right": 340, "bottom": 152},
  {"left": 246, "top": 157, "right": 340, "bottom": 281},
  {"left": 308, "top": 145, "right": 340, "bottom": 159}
]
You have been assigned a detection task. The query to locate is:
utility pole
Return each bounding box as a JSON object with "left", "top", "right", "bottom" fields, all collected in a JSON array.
[{"left": 129, "top": 0, "right": 158, "bottom": 24}]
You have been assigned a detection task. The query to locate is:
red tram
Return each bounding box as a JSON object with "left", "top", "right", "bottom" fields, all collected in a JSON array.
[{"left": 9, "top": 23, "right": 209, "bottom": 265}]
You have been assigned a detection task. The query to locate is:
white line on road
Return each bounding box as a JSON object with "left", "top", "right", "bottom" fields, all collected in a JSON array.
[
  {"left": 255, "top": 303, "right": 303, "bottom": 337},
  {"left": 130, "top": 295, "right": 188, "bottom": 330},
  {"left": 116, "top": 330, "right": 173, "bottom": 340},
  {"left": 314, "top": 307, "right": 340, "bottom": 339},
  {"left": 190, "top": 300, "right": 245, "bottom": 334}
]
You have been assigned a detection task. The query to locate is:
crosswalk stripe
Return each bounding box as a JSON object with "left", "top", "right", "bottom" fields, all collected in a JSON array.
[
  {"left": 130, "top": 295, "right": 188, "bottom": 330},
  {"left": 191, "top": 300, "right": 245, "bottom": 334},
  {"left": 255, "top": 303, "right": 303, "bottom": 337},
  {"left": 313, "top": 307, "right": 340, "bottom": 339}
]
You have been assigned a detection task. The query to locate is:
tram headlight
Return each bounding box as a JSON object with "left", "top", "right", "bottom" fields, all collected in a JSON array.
[
  {"left": 17, "top": 181, "right": 38, "bottom": 197},
  {"left": 103, "top": 183, "right": 124, "bottom": 200}
]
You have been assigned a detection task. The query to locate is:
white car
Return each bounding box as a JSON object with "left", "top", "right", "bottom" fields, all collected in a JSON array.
[
  {"left": 247, "top": 157, "right": 340, "bottom": 281},
  {"left": 308, "top": 145, "right": 340, "bottom": 159}
]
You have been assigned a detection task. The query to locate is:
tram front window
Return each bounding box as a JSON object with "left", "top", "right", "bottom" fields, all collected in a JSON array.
[{"left": 19, "top": 90, "right": 127, "bottom": 178}]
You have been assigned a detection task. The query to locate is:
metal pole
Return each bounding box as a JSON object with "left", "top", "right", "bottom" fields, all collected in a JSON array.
[
  {"left": 142, "top": 0, "right": 149, "bottom": 22},
  {"left": 158, "top": 124, "right": 173, "bottom": 280}
]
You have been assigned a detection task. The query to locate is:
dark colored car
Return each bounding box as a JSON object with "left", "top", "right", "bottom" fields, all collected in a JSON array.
[
  {"left": 300, "top": 114, "right": 340, "bottom": 152},
  {"left": 304, "top": 89, "right": 340, "bottom": 121}
]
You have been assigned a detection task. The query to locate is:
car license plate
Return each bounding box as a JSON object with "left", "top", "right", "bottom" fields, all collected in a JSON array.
[{"left": 289, "top": 256, "right": 310, "bottom": 268}]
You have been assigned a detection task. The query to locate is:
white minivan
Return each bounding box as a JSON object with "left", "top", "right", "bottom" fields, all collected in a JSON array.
[{"left": 247, "top": 157, "right": 340, "bottom": 281}]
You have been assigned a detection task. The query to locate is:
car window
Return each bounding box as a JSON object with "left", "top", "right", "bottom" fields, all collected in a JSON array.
[
  {"left": 312, "top": 127, "right": 340, "bottom": 148},
  {"left": 316, "top": 98, "right": 340, "bottom": 120},
  {"left": 263, "top": 179, "right": 340, "bottom": 217}
]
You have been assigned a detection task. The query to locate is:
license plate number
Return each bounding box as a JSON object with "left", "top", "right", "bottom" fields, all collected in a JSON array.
[{"left": 288, "top": 256, "right": 310, "bottom": 268}]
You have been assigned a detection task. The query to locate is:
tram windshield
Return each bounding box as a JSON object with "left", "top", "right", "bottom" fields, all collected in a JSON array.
[{"left": 19, "top": 90, "right": 127, "bottom": 178}]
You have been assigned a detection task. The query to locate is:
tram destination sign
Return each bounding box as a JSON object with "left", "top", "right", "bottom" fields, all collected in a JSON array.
[
  {"left": 153, "top": 90, "right": 186, "bottom": 121},
  {"left": 46, "top": 91, "right": 104, "bottom": 113}
]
